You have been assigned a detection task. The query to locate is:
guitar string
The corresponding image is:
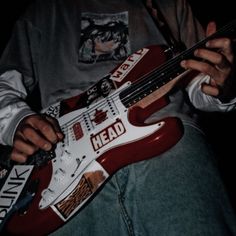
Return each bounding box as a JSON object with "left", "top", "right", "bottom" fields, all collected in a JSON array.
[
  {"left": 61, "top": 44, "right": 191, "bottom": 129},
  {"left": 60, "top": 20, "right": 236, "bottom": 130},
  {"left": 120, "top": 20, "right": 236, "bottom": 106}
]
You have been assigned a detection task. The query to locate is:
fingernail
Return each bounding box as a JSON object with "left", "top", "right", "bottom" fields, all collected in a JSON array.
[
  {"left": 180, "top": 60, "right": 186, "bottom": 68},
  {"left": 57, "top": 132, "right": 64, "bottom": 139},
  {"left": 43, "top": 143, "right": 51, "bottom": 150}
]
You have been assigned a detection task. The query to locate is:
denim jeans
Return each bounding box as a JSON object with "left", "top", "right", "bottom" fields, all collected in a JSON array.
[{"left": 50, "top": 123, "right": 236, "bottom": 236}]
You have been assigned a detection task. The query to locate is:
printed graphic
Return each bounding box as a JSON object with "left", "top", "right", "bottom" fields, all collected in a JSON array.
[
  {"left": 0, "top": 166, "right": 34, "bottom": 224},
  {"left": 78, "top": 12, "right": 130, "bottom": 63},
  {"left": 110, "top": 48, "right": 149, "bottom": 82},
  {"left": 86, "top": 76, "right": 115, "bottom": 105},
  {"left": 55, "top": 170, "right": 106, "bottom": 219},
  {"left": 91, "top": 119, "right": 126, "bottom": 151}
]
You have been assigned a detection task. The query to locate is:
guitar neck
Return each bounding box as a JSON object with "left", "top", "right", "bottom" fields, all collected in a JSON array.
[{"left": 120, "top": 19, "right": 236, "bottom": 108}]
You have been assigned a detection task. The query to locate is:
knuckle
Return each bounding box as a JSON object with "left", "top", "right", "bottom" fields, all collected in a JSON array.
[
  {"left": 13, "top": 139, "right": 23, "bottom": 149},
  {"left": 40, "top": 123, "right": 51, "bottom": 133},
  {"left": 11, "top": 151, "right": 27, "bottom": 163},
  {"left": 223, "top": 38, "right": 231, "bottom": 48},
  {"left": 13, "top": 140, "right": 36, "bottom": 156},
  {"left": 37, "top": 118, "right": 52, "bottom": 133},
  {"left": 39, "top": 141, "right": 51, "bottom": 150},
  {"left": 25, "top": 146, "right": 36, "bottom": 155},
  {"left": 32, "top": 135, "right": 46, "bottom": 147},
  {"left": 194, "top": 49, "right": 202, "bottom": 57},
  {"left": 183, "top": 59, "right": 192, "bottom": 67},
  {"left": 21, "top": 126, "right": 34, "bottom": 138},
  {"left": 202, "top": 63, "right": 210, "bottom": 73},
  {"left": 216, "top": 54, "right": 223, "bottom": 65}
]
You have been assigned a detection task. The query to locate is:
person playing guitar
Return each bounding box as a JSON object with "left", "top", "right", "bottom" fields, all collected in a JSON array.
[{"left": 0, "top": 0, "right": 236, "bottom": 235}]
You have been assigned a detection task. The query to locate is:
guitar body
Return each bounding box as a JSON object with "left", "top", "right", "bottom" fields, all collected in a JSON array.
[{"left": 3, "top": 45, "right": 183, "bottom": 235}]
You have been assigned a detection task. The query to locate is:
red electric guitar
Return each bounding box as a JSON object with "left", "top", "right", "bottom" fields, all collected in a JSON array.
[{"left": 1, "top": 19, "right": 236, "bottom": 236}]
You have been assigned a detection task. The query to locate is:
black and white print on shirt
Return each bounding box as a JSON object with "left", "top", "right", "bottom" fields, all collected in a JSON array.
[{"left": 78, "top": 12, "right": 130, "bottom": 63}]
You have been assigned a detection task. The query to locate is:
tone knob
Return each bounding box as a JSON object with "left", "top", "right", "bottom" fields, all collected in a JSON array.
[
  {"left": 39, "top": 188, "right": 56, "bottom": 208},
  {"left": 53, "top": 168, "right": 67, "bottom": 183}
]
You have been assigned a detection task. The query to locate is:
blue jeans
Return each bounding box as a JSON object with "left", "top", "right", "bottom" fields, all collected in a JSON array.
[{"left": 50, "top": 123, "right": 236, "bottom": 235}]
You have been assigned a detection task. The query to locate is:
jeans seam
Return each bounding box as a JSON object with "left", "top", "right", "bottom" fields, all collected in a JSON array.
[
  {"left": 115, "top": 172, "right": 135, "bottom": 236},
  {"left": 118, "top": 193, "right": 135, "bottom": 236}
]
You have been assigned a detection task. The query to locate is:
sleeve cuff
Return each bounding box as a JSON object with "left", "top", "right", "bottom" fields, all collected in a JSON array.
[
  {"left": 186, "top": 73, "right": 236, "bottom": 112},
  {"left": 0, "top": 105, "right": 36, "bottom": 146}
]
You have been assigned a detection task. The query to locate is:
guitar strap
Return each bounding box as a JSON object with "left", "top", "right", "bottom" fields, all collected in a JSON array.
[{"left": 143, "top": 0, "right": 186, "bottom": 55}]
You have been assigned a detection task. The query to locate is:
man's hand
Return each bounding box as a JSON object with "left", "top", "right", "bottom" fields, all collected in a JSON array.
[
  {"left": 10, "top": 114, "right": 64, "bottom": 163},
  {"left": 181, "top": 21, "right": 235, "bottom": 100}
]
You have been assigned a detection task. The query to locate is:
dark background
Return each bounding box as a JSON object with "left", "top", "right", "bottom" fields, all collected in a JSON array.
[{"left": 0, "top": 0, "right": 236, "bottom": 210}]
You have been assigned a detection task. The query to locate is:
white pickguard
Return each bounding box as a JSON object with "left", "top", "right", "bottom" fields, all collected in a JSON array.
[{"left": 39, "top": 83, "right": 165, "bottom": 209}]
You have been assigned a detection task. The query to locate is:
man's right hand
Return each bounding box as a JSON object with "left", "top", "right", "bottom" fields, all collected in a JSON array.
[{"left": 10, "top": 114, "right": 64, "bottom": 163}]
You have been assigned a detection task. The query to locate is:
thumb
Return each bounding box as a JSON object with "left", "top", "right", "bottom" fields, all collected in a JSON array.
[{"left": 206, "top": 21, "right": 217, "bottom": 37}]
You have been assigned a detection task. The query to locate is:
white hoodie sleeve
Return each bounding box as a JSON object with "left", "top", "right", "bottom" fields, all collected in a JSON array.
[
  {"left": 0, "top": 70, "right": 36, "bottom": 146},
  {"left": 186, "top": 73, "right": 236, "bottom": 112}
]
